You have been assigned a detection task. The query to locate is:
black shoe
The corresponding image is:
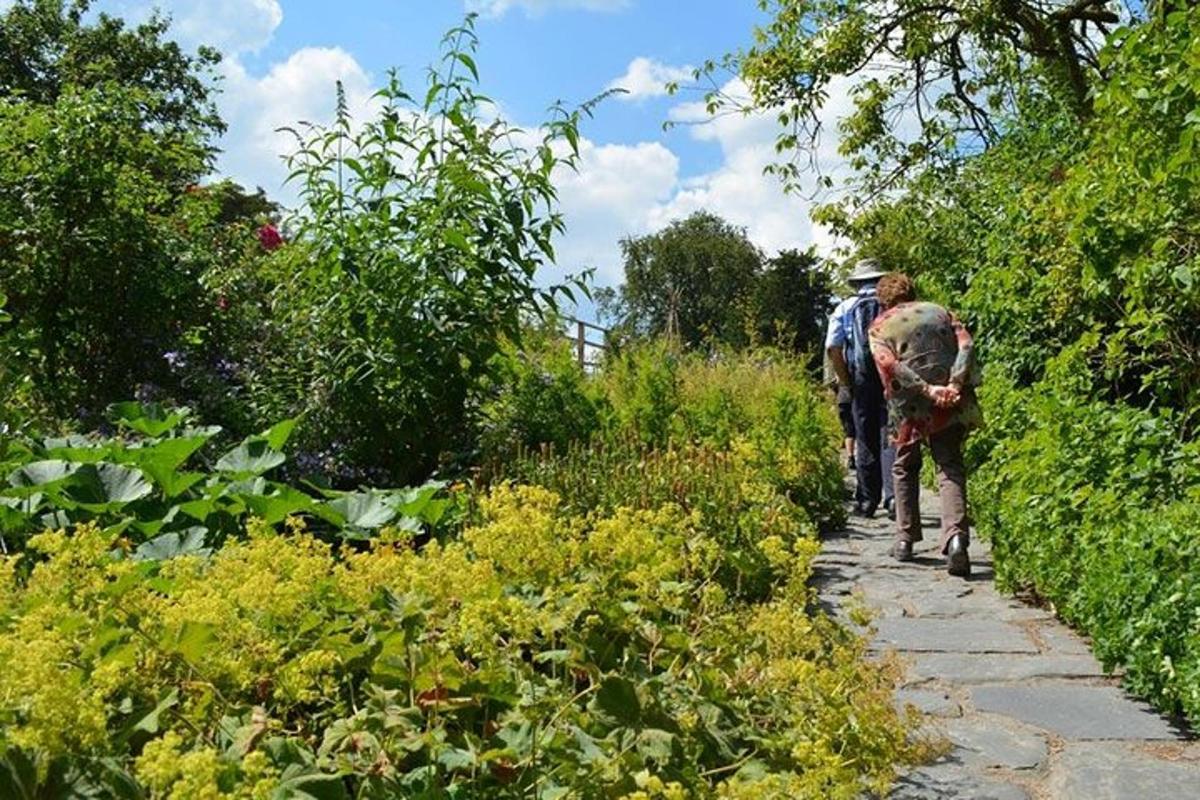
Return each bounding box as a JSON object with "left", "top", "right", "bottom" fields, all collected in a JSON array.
[
  {"left": 884, "top": 497, "right": 896, "bottom": 521},
  {"left": 892, "top": 540, "right": 913, "bottom": 562},
  {"left": 946, "top": 534, "right": 971, "bottom": 578},
  {"left": 852, "top": 502, "right": 877, "bottom": 519}
]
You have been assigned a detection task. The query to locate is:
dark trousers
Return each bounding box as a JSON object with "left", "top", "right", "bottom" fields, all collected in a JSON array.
[
  {"left": 893, "top": 424, "right": 969, "bottom": 553},
  {"left": 851, "top": 381, "right": 894, "bottom": 510}
]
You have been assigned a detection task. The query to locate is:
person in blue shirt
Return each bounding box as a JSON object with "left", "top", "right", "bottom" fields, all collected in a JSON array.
[{"left": 826, "top": 259, "right": 896, "bottom": 517}]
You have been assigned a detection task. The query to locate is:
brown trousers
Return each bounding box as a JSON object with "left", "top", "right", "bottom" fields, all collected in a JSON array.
[{"left": 892, "top": 424, "right": 969, "bottom": 553}]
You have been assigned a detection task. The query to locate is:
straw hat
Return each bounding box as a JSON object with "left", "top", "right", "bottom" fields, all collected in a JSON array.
[{"left": 847, "top": 258, "right": 886, "bottom": 283}]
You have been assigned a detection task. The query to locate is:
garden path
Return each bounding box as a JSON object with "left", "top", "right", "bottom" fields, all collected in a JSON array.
[{"left": 813, "top": 487, "right": 1200, "bottom": 799}]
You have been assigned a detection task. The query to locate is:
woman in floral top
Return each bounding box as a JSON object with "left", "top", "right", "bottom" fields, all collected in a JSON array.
[{"left": 868, "top": 273, "right": 981, "bottom": 577}]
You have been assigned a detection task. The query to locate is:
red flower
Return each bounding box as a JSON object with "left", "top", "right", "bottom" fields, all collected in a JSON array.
[
  {"left": 217, "top": 294, "right": 230, "bottom": 311},
  {"left": 257, "top": 223, "right": 284, "bottom": 252}
]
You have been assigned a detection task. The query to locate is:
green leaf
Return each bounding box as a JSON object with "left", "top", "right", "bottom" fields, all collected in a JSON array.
[
  {"left": 119, "top": 436, "right": 212, "bottom": 485},
  {"left": 635, "top": 729, "right": 675, "bottom": 764},
  {"left": 443, "top": 228, "right": 471, "bottom": 252},
  {"left": 242, "top": 487, "right": 313, "bottom": 525},
  {"left": 130, "top": 689, "right": 180, "bottom": 735},
  {"left": 216, "top": 439, "right": 286, "bottom": 476},
  {"left": 109, "top": 402, "right": 191, "bottom": 437},
  {"left": 66, "top": 463, "right": 154, "bottom": 507},
  {"left": 134, "top": 528, "right": 209, "bottom": 561},
  {"left": 0, "top": 747, "right": 37, "bottom": 800},
  {"left": 329, "top": 492, "right": 397, "bottom": 530},
  {"left": 592, "top": 676, "right": 641, "bottom": 727},
  {"left": 272, "top": 771, "right": 351, "bottom": 800},
  {"left": 455, "top": 52, "right": 479, "bottom": 81},
  {"left": 262, "top": 418, "right": 299, "bottom": 451},
  {"left": 8, "top": 460, "right": 80, "bottom": 489},
  {"left": 168, "top": 621, "right": 216, "bottom": 663}
]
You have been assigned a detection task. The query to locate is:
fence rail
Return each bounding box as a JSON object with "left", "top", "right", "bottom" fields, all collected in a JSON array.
[{"left": 564, "top": 318, "right": 608, "bottom": 371}]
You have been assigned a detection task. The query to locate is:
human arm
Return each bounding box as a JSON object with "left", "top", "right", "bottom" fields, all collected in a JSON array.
[
  {"left": 948, "top": 313, "right": 975, "bottom": 390},
  {"left": 827, "top": 345, "right": 852, "bottom": 388}
]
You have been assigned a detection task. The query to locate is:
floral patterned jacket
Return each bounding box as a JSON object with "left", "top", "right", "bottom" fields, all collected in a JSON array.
[{"left": 868, "top": 301, "right": 982, "bottom": 445}]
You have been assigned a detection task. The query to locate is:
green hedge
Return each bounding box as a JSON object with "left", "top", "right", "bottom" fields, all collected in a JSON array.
[{"left": 973, "top": 376, "right": 1200, "bottom": 722}]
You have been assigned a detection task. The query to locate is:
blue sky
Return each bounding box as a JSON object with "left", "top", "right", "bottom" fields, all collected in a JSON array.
[{"left": 91, "top": 1, "right": 846, "bottom": 303}]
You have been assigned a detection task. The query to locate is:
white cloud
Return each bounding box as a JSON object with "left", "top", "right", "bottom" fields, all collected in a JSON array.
[
  {"left": 553, "top": 139, "right": 680, "bottom": 284},
  {"left": 103, "top": 0, "right": 281, "bottom": 54},
  {"left": 650, "top": 77, "right": 855, "bottom": 258},
  {"left": 163, "top": 0, "right": 281, "bottom": 54},
  {"left": 94, "top": 1, "right": 376, "bottom": 201},
  {"left": 216, "top": 47, "right": 379, "bottom": 200},
  {"left": 466, "top": 0, "right": 629, "bottom": 18},
  {"left": 546, "top": 76, "right": 856, "bottom": 296},
  {"left": 607, "top": 57, "right": 693, "bottom": 102}
]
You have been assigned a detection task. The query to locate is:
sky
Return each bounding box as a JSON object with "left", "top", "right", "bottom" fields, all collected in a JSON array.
[{"left": 87, "top": 1, "right": 851, "bottom": 306}]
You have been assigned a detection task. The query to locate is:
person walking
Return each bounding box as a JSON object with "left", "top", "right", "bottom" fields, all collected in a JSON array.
[
  {"left": 868, "top": 273, "right": 982, "bottom": 577},
  {"left": 826, "top": 259, "right": 895, "bottom": 518},
  {"left": 823, "top": 336, "right": 857, "bottom": 471}
]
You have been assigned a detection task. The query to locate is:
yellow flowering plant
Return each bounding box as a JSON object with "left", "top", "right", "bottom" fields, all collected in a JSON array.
[{"left": 0, "top": 349, "right": 921, "bottom": 798}]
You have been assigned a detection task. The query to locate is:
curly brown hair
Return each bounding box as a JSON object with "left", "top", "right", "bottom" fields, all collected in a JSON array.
[{"left": 876, "top": 272, "right": 917, "bottom": 309}]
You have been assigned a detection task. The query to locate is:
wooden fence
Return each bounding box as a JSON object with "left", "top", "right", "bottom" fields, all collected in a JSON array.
[{"left": 564, "top": 318, "right": 608, "bottom": 371}]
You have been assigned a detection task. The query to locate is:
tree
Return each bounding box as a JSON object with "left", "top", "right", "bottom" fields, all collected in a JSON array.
[
  {"left": 0, "top": 1, "right": 247, "bottom": 422},
  {"left": 0, "top": 87, "right": 220, "bottom": 419},
  {"left": 839, "top": 5, "right": 1200, "bottom": 422},
  {"left": 607, "top": 212, "right": 764, "bottom": 349},
  {"left": 0, "top": 0, "right": 223, "bottom": 142},
  {"left": 755, "top": 248, "right": 835, "bottom": 360},
  {"left": 703, "top": 0, "right": 1132, "bottom": 201}
]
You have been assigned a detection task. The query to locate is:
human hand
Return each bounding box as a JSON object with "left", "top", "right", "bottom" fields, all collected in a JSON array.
[{"left": 927, "top": 385, "right": 961, "bottom": 409}]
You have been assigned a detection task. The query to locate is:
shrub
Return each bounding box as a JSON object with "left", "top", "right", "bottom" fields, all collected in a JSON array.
[
  {"left": 246, "top": 19, "right": 587, "bottom": 485},
  {"left": 0, "top": 86, "right": 216, "bottom": 420},
  {"left": 974, "top": 376, "right": 1200, "bottom": 722},
  {"left": 0, "top": 482, "right": 919, "bottom": 798},
  {"left": 476, "top": 328, "right": 605, "bottom": 463},
  {"left": 633, "top": 347, "right": 846, "bottom": 527}
]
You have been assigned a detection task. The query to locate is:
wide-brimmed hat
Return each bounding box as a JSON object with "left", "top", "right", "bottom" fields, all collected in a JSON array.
[{"left": 847, "top": 258, "right": 886, "bottom": 283}]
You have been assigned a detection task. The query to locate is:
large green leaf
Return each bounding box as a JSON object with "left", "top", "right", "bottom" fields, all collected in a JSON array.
[
  {"left": 262, "top": 418, "right": 299, "bottom": 451},
  {"left": 8, "top": 460, "right": 80, "bottom": 489},
  {"left": 216, "top": 439, "right": 286, "bottom": 476},
  {"left": 127, "top": 688, "right": 180, "bottom": 736},
  {"left": 65, "top": 463, "right": 154, "bottom": 508},
  {"left": 0, "top": 747, "right": 37, "bottom": 800},
  {"left": 591, "top": 676, "right": 641, "bottom": 727},
  {"left": 272, "top": 770, "right": 351, "bottom": 800},
  {"left": 241, "top": 487, "right": 313, "bottom": 525},
  {"left": 118, "top": 436, "right": 212, "bottom": 489},
  {"left": 134, "top": 528, "right": 209, "bottom": 561},
  {"left": 327, "top": 492, "right": 396, "bottom": 530},
  {"left": 167, "top": 621, "right": 216, "bottom": 663}
]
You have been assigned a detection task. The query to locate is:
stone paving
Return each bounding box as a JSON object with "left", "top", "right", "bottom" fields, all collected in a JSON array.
[{"left": 813, "top": 488, "right": 1200, "bottom": 799}]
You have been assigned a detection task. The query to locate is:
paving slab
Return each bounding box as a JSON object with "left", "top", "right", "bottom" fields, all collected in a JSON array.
[
  {"left": 872, "top": 618, "right": 1038, "bottom": 654},
  {"left": 890, "top": 765, "right": 1030, "bottom": 800},
  {"left": 940, "top": 717, "right": 1048, "bottom": 770},
  {"left": 895, "top": 688, "right": 961, "bottom": 717},
  {"left": 906, "top": 653, "right": 1106, "bottom": 684},
  {"left": 1045, "top": 742, "right": 1200, "bottom": 799},
  {"left": 1036, "top": 625, "right": 1095, "bottom": 656},
  {"left": 971, "top": 684, "right": 1184, "bottom": 740}
]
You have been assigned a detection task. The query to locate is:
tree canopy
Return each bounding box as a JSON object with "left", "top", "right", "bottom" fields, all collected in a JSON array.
[
  {"left": 708, "top": 0, "right": 1137, "bottom": 202},
  {"left": 0, "top": 0, "right": 223, "bottom": 144},
  {"left": 600, "top": 212, "right": 834, "bottom": 358}
]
